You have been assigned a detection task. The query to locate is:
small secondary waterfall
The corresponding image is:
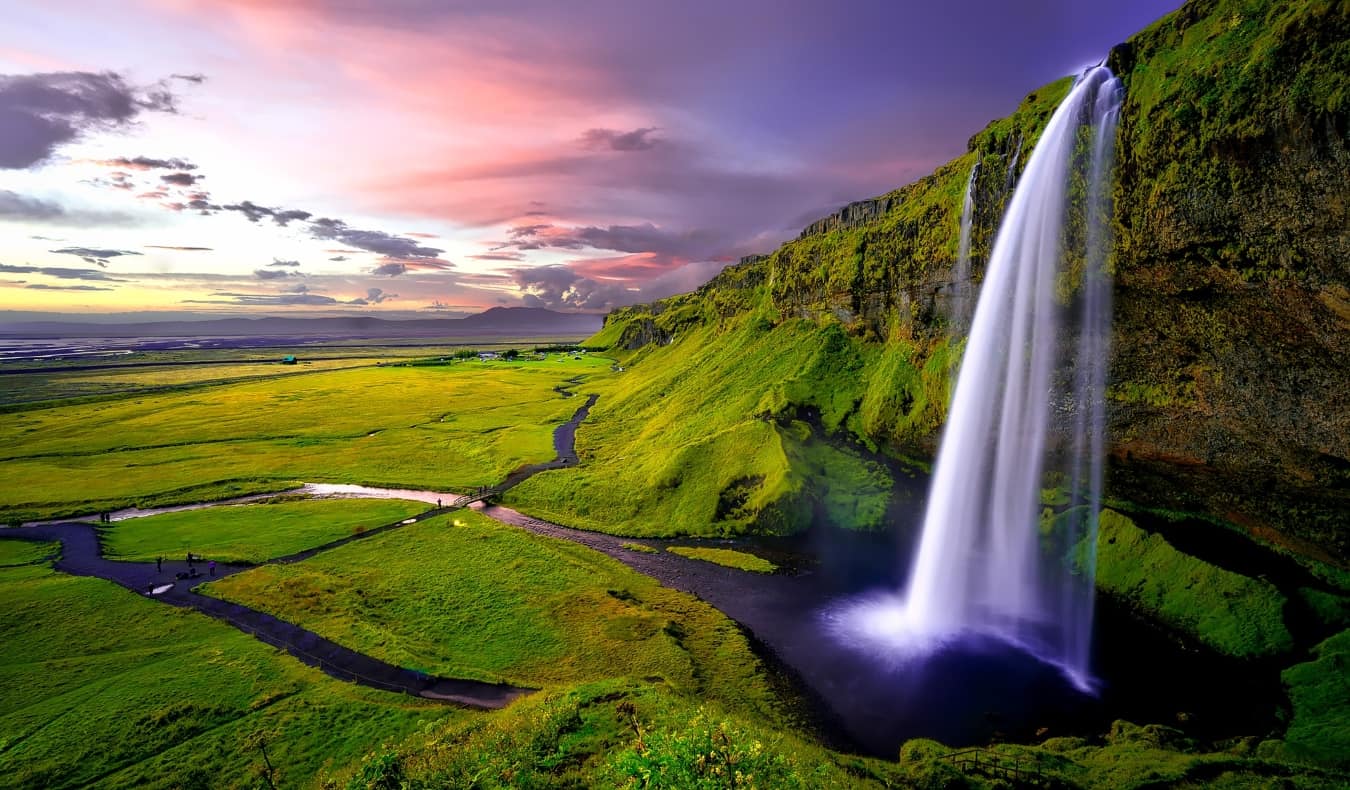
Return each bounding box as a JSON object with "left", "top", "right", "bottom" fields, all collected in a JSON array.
[
  {"left": 1003, "top": 134, "right": 1024, "bottom": 197},
  {"left": 905, "top": 65, "right": 1121, "bottom": 688},
  {"left": 949, "top": 156, "right": 980, "bottom": 333},
  {"left": 828, "top": 66, "right": 1122, "bottom": 692}
]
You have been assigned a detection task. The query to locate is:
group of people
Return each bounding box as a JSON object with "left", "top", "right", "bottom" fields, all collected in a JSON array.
[{"left": 153, "top": 553, "right": 216, "bottom": 577}]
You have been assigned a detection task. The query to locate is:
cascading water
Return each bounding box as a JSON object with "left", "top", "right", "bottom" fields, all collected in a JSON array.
[
  {"left": 828, "top": 66, "right": 1122, "bottom": 693},
  {"left": 948, "top": 155, "right": 980, "bottom": 333},
  {"left": 1003, "top": 134, "right": 1024, "bottom": 197}
]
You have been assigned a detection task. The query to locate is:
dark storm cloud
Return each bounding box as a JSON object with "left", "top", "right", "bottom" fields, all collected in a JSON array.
[
  {"left": 0, "top": 263, "right": 126, "bottom": 281},
  {"left": 328, "top": 255, "right": 349, "bottom": 262},
  {"left": 580, "top": 126, "right": 661, "bottom": 151},
  {"left": 371, "top": 262, "right": 406, "bottom": 277},
  {"left": 0, "top": 190, "right": 135, "bottom": 226},
  {"left": 269, "top": 258, "right": 301, "bottom": 267},
  {"left": 49, "top": 247, "right": 142, "bottom": 267},
  {"left": 25, "top": 283, "right": 114, "bottom": 291},
  {"left": 171, "top": 74, "right": 206, "bottom": 84},
  {"left": 160, "top": 172, "right": 199, "bottom": 186},
  {"left": 0, "top": 71, "right": 180, "bottom": 169},
  {"left": 96, "top": 156, "right": 197, "bottom": 171}
]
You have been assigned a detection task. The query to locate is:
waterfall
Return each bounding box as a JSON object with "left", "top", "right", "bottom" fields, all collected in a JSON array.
[
  {"left": 1003, "top": 134, "right": 1023, "bottom": 197},
  {"left": 949, "top": 156, "right": 980, "bottom": 333},
  {"left": 827, "top": 66, "right": 1122, "bottom": 693}
]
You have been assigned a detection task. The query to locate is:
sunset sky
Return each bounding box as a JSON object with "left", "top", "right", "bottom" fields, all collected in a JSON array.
[{"left": 1, "top": 0, "right": 1180, "bottom": 319}]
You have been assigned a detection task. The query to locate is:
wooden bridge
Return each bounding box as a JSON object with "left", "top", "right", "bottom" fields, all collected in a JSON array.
[
  {"left": 447, "top": 487, "right": 502, "bottom": 509},
  {"left": 941, "top": 748, "right": 1049, "bottom": 787}
]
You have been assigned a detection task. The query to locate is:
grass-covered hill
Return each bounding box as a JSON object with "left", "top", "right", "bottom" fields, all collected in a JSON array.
[{"left": 517, "top": 0, "right": 1348, "bottom": 561}]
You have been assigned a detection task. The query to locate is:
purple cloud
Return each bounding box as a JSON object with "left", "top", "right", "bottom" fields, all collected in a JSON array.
[
  {"left": 0, "top": 71, "right": 180, "bottom": 169},
  {"left": 0, "top": 190, "right": 134, "bottom": 226},
  {"left": 581, "top": 126, "right": 662, "bottom": 151},
  {"left": 49, "top": 246, "right": 142, "bottom": 267}
]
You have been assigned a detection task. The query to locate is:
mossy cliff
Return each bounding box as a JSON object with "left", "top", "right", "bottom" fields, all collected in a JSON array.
[{"left": 573, "top": 0, "right": 1348, "bottom": 561}]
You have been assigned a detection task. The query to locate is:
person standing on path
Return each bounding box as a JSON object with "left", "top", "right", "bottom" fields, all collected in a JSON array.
[
  {"left": 208, "top": 560, "right": 216, "bottom": 577},
  {"left": 156, "top": 556, "right": 162, "bottom": 573}
]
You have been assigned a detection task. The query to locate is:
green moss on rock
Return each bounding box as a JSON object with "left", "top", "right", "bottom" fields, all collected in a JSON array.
[
  {"left": 1093, "top": 509, "right": 1293, "bottom": 657},
  {"left": 1272, "top": 628, "right": 1350, "bottom": 770}
]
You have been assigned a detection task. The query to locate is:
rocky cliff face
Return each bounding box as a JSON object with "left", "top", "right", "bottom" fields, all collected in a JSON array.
[{"left": 597, "top": 0, "right": 1349, "bottom": 559}]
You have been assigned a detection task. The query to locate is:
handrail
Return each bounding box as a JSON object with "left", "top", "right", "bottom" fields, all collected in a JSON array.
[{"left": 940, "top": 747, "right": 1044, "bottom": 785}]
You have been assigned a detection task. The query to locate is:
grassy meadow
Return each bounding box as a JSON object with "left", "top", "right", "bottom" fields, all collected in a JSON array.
[
  {"left": 506, "top": 316, "right": 922, "bottom": 538},
  {"left": 204, "top": 510, "right": 779, "bottom": 708},
  {"left": 0, "top": 539, "right": 57, "bottom": 567},
  {"left": 0, "top": 560, "right": 458, "bottom": 790},
  {"left": 102, "top": 497, "right": 428, "bottom": 563},
  {"left": 667, "top": 545, "right": 778, "bottom": 573},
  {"left": 0, "top": 354, "right": 609, "bottom": 525}
]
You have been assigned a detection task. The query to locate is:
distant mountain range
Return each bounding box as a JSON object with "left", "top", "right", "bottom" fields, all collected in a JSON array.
[{"left": 0, "top": 307, "right": 603, "bottom": 339}]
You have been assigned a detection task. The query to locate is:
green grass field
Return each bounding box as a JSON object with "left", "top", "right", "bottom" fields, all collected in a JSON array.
[
  {"left": 0, "top": 561, "right": 458, "bottom": 790},
  {"left": 0, "top": 540, "right": 57, "bottom": 567},
  {"left": 0, "top": 355, "right": 609, "bottom": 525},
  {"left": 204, "top": 511, "right": 778, "bottom": 709},
  {"left": 667, "top": 545, "right": 778, "bottom": 573},
  {"left": 102, "top": 497, "right": 429, "bottom": 563},
  {"left": 505, "top": 317, "right": 912, "bottom": 538}
]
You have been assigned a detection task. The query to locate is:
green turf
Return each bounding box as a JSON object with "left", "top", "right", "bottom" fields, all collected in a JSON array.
[
  {"left": 0, "top": 561, "right": 457, "bottom": 790},
  {"left": 667, "top": 546, "right": 777, "bottom": 573},
  {"left": 0, "top": 540, "right": 56, "bottom": 567},
  {"left": 1268, "top": 628, "right": 1350, "bottom": 770},
  {"left": 203, "top": 511, "right": 778, "bottom": 709},
  {"left": 505, "top": 317, "right": 910, "bottom": 538},
  {"left": 1091, "top": 509, "right": 1293, "bottom": 658},
  {"left": 895, "top": 717, "right": 1349, "bottom": 790},
  {"left": 0, "top": 356, "right": 609, "bottom": 525},
  {"left": 330, "top": 679, "right": 900, "bottom": 789},
  {"left": 102, "top": 497, "right": 429, "bottom": 564}
]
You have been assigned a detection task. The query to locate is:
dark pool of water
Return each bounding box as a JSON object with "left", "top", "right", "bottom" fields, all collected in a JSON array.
[{"left": 715, "top": 489, "right": 1286, "bottom": 756}]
